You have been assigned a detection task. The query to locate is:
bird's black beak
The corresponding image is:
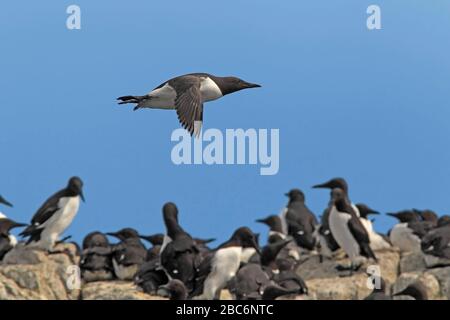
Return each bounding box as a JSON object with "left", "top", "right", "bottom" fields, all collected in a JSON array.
[
  {"left": 106, "top": 232, "right": 118, "bottom": 238},
  {"left": 312, "top": 182, "right": 330, "bottom": 189},
  {"left": 138, "top": 235, "right": 152, "bottom": 242},
  {"left": 11, "top": 222, "right": 27, "bottom": 229},
  {"left": 370, "top": 211, "right": 380, "bottom": 215},
  {"left": 255, "top": 218, "right": 267, "bottom": 224},
  {"left": 80, "top": 191, "right": 85, "bottom": 202},
  {"left": 243, "top": 81, "right": 261, "bottom": 89},
  {"left": 0, "top": 196, "right": 13, "bottom": 207},
  {"left": 386, "top": 213, "right": 397, "bottom": 218}
]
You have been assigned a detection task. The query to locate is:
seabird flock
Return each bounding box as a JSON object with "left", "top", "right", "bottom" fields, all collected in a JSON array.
[
  {"left": 0, "top": 73, "right": 447, "bottom": 300},
  {"left": 1, "top": 176, "right": 448, "bottom": 300}
]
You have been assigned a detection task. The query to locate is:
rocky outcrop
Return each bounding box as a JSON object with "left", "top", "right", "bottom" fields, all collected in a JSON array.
[{"left": 0, "top": 245, "right": 449, "bottom": 300}]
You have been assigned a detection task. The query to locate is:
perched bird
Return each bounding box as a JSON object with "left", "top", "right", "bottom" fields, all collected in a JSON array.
[
  {"left": 421, "top": 222, "right": 450, "bottom": 259},
  {"left": 283, "top": 189, "right": 318, "bottom": 250},
  {"left": 228, "top": 263, "right": 272, "bottom": 300},
  {"left": 260, "top": 238, "right": 293, "bottom": 273},
  {"left": 328, "top": 188, "right": 377, "bottom": 273},
  {"left": 387, "top": 210, "right": 425, "bottom": 252},
  {"left": 135, "top": 258, "right": 169, "bottom": 295},
  {"left": 20, "top": 177, "right": 84, "bottom": 251},
  {"left": 356, "top": 203, "right": 391, "bottom": 251},
  {"left": 157, "top": 279, "right": 188, "bottom": 300},
  {"left": 139, "top": 233, "right": 165, "bottom": 246},
  {"left": 272, "top": 259, "right": 308, "bottom": 296},
  {"left": 192, "top": 227, "right": 260, "bottom": 300},
  {"left": 0, "top": 218, "right": 26, "bottom": 260},
  {"left": 79, "top": 231, "right": 114, "bottom": 282},
  {"left": 160, "top": 202, "right": 203, "bottom": 292},
  {"left": 107, "top": 228, "right": 147, "bottom": 280},
  {"left": 256, "top": 215, "right": 286, "bottom": 243},
  {"left": 117, "top": 73, "right": 261, "bottom": 137},
  {"left": 312, "top": 178, "right": 360, "bottom": 258},
  {"left": 393, "top": 282, "right": 428, "bottom": 300}
]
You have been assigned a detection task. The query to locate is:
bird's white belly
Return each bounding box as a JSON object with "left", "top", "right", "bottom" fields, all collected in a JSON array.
[
  {"left": 329, "top": 207, "right": 360, "bottom": 261},
  {"left": 195, "top": 247, "right": 241, "bottom": 300},
  {"left": 39, "top": 196, "right": 80, "bottom": 249},
  {"left": 389, "top": 223, "right": 421, "bottom": 252},
  {"left": 0, "top": 212, "right": 6, "bottom": 219},
  {"left": 144, "top": 83, "right": 177, "bottom": 109},
  {"left": 200, "top": 77, "right": 223, "bottom": 102}
]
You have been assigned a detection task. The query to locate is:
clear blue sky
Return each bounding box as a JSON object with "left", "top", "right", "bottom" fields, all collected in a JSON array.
[{"left": 1, "top": 1, "right": 449, "bottom": 245}]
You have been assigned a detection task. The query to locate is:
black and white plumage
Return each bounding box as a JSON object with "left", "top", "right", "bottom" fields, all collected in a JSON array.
[
  {"left": 387, "top": 210, "right": 433, "bottom": 253},
  {"left": 272, "top": 259, "right": 308, "bottom": 296},
  {"left": 107, "top": 228, "right": 147, "bottom": 280},
  {"left": 313, "top": 178, "right": 365, "bottom": 260},
  {"left": 328, "top": 188, "right": 377, "bottom": 271},
  {"left": 283, "top": 189, "right": 318, "bottom": 250},
  {"left": 192, "top": 227, "right": 260, "bottom": 300},
  {"left": 117, "top": 73, "right": 261, "bottom": 137},
  {"left": 356, "top": 203, "right": 391, "bottom": 251},
  {"left": 256, "top": 215, "right": 286, "bottom": 243},
  {"left": 0, "top": 218, "right": 26, "bottom": 260},
  {"left": 80, "top": 231, "right": 114, "bottom": 282},
  {"left": 20, "top": 177, "right": 84, "bottom": 251},
  {"left": 421, "top": 221, "right": 450, "bottom": 259}
]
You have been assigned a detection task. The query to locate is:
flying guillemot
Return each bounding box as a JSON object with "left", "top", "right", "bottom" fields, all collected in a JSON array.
[
  {"left": 20, "top": 177, "right": 84, "bottom": 251},
  {"left": 117, "top": 73, "right": 261, "bottom": 137}
]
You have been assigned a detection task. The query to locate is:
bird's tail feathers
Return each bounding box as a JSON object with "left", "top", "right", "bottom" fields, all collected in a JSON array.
[{"left": 117, "top": 95, "right": 145, "bottom": 105}]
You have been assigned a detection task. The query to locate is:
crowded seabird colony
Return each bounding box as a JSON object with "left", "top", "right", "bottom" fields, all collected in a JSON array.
[{"left": 1, "top": 176, "right": 449, "bottom": 300}]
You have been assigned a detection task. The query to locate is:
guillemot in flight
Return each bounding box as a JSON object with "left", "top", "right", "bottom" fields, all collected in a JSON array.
[
  {"left": 0, "top": 218, "right": 26, "bottom": 260},
  {"left": 107, "top": 228, "right": 147, "bottom": 280},
  {"left": 328, "top": 188, "right": 377, "bottom": 273},
  {"left": 117, "top": 73, "right": 261, "bottom": 137},
  {"left": 192, "top": 226, "right": 260, "bottom": 300},
  {"left": 20, "top": 177, "right": 84, "bottom": 251},
  {"left": 283, "top": 189, "right": 318, "bottom": 251},
  {"left": 356, "top": 203, "right": 391, "bottom": 251}
]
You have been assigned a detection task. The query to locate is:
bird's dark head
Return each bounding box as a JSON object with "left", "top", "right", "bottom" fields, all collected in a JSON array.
[
  {"left": 285, "top": 189, "right": 305, "bottom": 202},
  {"left": 217, "top": 76, "right": 261, "bottom": 95},
  {"left": 82, "top": 231, "right": 110, "bottom": 249},
  {"left": 355, "top": 203, "right": 379, "bottom": 219},
  {"left": 163, "top": 202, "right": 178, "bottom": 221},
  {"left": 414, "top": 209, "right": 438, "bottom": 224},
  {"left": 386, "top": 210, "right": 421, "bottom": 223},
  {"left": 255, "top": 215, "right": 282, "bottom": 231},
  {"left": 231, "top": 226, "right": 260, "bottom": 254},
  {"left": 139, "top": 233, "right": 164, "bottom": 246},
  {"left": 437, "top": 215, "right": 450, "bottom": 227},
  {"left": 107, "top": 228, "right": 140, "bottom": 241},
  {"left": 0, "top": 218, "right": 27, "bottom": 236},
  {"left": 0, "top": 195, "right": 13, "bottom": 207},
  {"left": 67, "top": 176, "right": 85, "bottom": 202},
  {"left": 312, "top": 177, "right": 348, "bottom": 194}
]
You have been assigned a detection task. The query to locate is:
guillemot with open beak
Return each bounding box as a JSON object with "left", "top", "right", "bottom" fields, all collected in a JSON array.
[
  {"left": 117, "top": 73, "right": 261, "bottom": 137},
  {"left": 20, "top": 177, "right": 84, "bottom": 251}
]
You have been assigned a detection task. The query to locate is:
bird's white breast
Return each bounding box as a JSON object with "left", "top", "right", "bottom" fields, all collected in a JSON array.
[
  {"left": 389, "top": 223, "right": 421, "bottom": 252},
  {"left": 200, "top": 77, "right": 223, "bottom": 102},
  {"left": 329, "top": 206, "right": 360, "bottom": 261}
]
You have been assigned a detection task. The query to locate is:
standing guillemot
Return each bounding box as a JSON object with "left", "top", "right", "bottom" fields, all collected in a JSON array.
[
  {"left": 160, "top": 203, "right": 202, "bottom": 293},
  {"left": 0, "top": 218, "right": 26, "bottom": 260},
  {"left": 117, "top": 73, "right": 261, "bottom": 137},
  {"left": 328, "top": 188, "right": 377, "bottom": 273},
  {"left": 355, "top": 203, "right": 391, "bottom": 251},
  {"left": 283, "top": 189, "right": 318, "bottom": 250},
  {"left": 312, "top": 178, "right": 360, "bottom": 258},
  {"left": 256, "top": 215, "right": 286, "bottom": 243},
  {"left": 20, "top": 177, "right": 84, "bottom": 251},
  {"left": 421, "top": 218, "right": 450, "bottom": 259},
  {"left": 107, "top": 228, "right": 147, "bottom": 280},
  {"left": 192, "top": 227, "right": 260, "bottom": 300}
]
